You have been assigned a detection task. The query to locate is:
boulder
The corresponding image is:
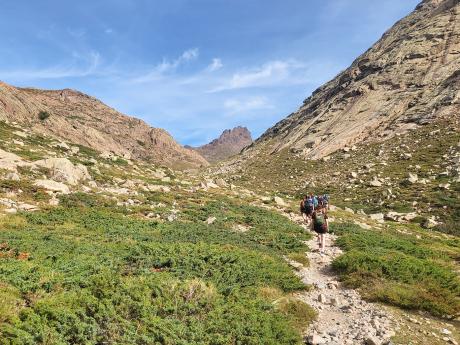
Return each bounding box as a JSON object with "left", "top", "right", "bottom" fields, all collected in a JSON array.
[
  {"left": 215, "top": 178, "right": 227, "bottom": 187},
  {"left": 306, "top": 334, "right": 326, "bottom": 345},
  {"left": 34, "top": 158, "right": 91, "bottom": 185},
  {"left": 422, "top": 217, "right": 438, "bottom": 229},
  {"left": 206, "top": 216, "right": 217, "bottom": 225},
  {"left": 365, "top": 336, "right": 382, "bottom": 345},
  {"left": 0, "top": 149, "right": 26, "bottom": 171},
  {"left": 34, "top": 179, "right": 70, "bottom": 194},
  {"left": 5, "top": 172, "right": 20, "bottom": 181},
  {"left": 55, "top": 142, "right": 70, "bottom": 150},
  {"left": 274, "top": 196, "right": 287, "bottom": 207},
  {"left": 369, "top": 213, "right": 384, "bottom": 222},
  {"left": 407, "top": 173, "right": 418, "bottom": 184},
  {"left": 70, "top": 146, "right": 80, "bottom": 155},
  {"left": 369, "top": 177, "right": 382, "bottom": 187}
]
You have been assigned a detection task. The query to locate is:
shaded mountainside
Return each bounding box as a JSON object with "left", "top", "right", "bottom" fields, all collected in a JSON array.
[
  {"left": 0, "top": 81, "right": 208, "bottom": 169},
  {"left": 190, "top": 126, "right": 252, "bottom": 163},
  {"left": 250, "top": 0, "right": 459, "bottom": 159}
]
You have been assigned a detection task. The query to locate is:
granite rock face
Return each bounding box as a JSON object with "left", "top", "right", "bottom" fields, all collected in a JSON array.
[
  {"left": 253, "top": 0, "right": 460, "bottom": 159},
  {"left": 0, "top": 83, "right": 208, "bottom": 169},
  {"left": 192, "top": 126, "right": 253, "bottom": 163}
]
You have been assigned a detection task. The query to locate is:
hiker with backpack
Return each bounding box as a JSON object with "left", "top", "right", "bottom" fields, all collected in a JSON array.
[
  {"left": 300, "top": 195, "right": 314, "bottom": 225},
  {"left": 311, "top": 204, "right": 329, "bottom": 255},
  {"left": 323, "top": 194, "right": 330, "bottom": 210}
]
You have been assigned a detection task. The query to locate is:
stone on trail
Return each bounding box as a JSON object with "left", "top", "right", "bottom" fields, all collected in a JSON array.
[
  {"left": 306, "top": 334, "right": 326, "bottom": 345},
  {"left": 317, "top": 294, "right": 327, "bottom": 303},
  {"left": 365, "top": 336, "right": 382, "bottom": 345}
]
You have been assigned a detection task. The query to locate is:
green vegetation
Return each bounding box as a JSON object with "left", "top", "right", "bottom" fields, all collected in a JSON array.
[
  {"left": 330, "top": 222, "right": 460, "bottom": 318},
  {"left": 0, "top": 193, "right": 314, "bottom": 344},
  {"left": 232, "top": 119, "right": 460, "bottom": 235},
  {"left": 38, "top": 111, "right": 50, "bottom": 121}
]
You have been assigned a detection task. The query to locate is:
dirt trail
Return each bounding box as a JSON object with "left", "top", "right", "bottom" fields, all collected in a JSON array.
[{"left": 287, "top": 214, "right": 396, "bottom": 345}]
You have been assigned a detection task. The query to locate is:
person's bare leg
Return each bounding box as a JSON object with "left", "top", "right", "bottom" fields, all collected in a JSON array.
[{"left": 320, "top": 234, "right": 325, "bottom": 252}]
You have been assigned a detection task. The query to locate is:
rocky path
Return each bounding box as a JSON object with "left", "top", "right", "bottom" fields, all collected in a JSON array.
[{"left": 287, "top": 215, "right": 396, "bottom": 345}]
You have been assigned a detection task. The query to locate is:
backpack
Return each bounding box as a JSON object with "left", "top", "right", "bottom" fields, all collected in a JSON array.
[
  {"left": 300, "top": 200, "right": 305, "bottom": 213},
  {"left": 314, "top": 212, "right": 326, "bottom": 227}
]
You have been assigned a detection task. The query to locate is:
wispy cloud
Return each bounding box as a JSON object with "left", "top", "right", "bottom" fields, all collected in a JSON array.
[
  {"left": 209, "top": 59, "right": 317, "bottom": 92},
  {"left": 0, "top": 51, "right": 101, "bottom": 80},
  {"left": 207, "top": 58, "right": 223, "bottom": 72},
  {"left": 131, "top": 48, "right": 200, "bottom": 83},
  {"left": 224, "top": 96, "right": 273, "bottom": 114}
]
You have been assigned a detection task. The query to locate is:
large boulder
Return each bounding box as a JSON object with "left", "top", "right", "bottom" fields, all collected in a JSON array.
[
  {"left": 35, "top": 158, "right": 91, "bottom": 185},
  {"left": 0, "top": 149, "right": 26, "bottom": 171},
  {"left": 34, "top": 179, "right": 70, "bottom": 194},
  {"left": 274, "top": 196, "right": 288, "bottom": 207}
]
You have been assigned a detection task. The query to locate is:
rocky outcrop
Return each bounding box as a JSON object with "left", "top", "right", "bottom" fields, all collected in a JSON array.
[
  {"left": 191, "top": 126, "right": 252, "bottom": 163},
  {"left": 0, "top": 83, "right": 208, "bottom": 169},
  {"left": 251, "top": 0, "right": 460, "bottom": 159},
  {"left": 34, "top": 158, "right": 91, "bottom": 185}
]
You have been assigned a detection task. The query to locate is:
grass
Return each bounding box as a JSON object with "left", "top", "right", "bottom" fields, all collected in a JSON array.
[
  {"left": 0, "top": 194, "right": 314, "bottom": 344},
  {"left": 330, "top": 222, "right": 460, "bottom": 318}
]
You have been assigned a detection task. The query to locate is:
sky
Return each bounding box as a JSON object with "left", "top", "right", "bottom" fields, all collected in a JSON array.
[{"left": 0, "top": 0, "right": 420, "bottom": 146}]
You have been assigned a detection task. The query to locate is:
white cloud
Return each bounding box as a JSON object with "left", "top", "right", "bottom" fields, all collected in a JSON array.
[
  {"left": 131, "top": 48, "right": 199, "bottom": 83},
  {"left": 209, "top": 60, "right": 309, "bottom": 92},
  {"left": 224, "top": 96, "right": 273, "bottom": 114},
  {"left": 207, "top": 58, "right": 223, "bottom": 72}
]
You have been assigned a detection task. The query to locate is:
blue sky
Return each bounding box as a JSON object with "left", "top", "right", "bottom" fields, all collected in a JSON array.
[{"left": 1, "top": 0, "right": 420, "bottom": 146}]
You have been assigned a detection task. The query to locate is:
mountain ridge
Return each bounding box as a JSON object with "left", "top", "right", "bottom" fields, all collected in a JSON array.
[
  {"left": 248, "top": 0, "right": 459, "bottom": 159},
  {"left": 0, "top": 81, "right": 208, "bottom": 169}
]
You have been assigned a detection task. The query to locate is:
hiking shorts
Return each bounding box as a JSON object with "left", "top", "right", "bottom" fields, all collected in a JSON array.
[{"left": 314, "top": 224, "right": 328, "bottom": 234}]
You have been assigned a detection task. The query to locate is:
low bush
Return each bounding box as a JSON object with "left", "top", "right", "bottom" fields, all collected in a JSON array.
[
  {"left": 37, "top": 111, "right": 50, "bottom": 121},
  {"left": 0, "top": 201, "right": 314, "bottom": 344},
  {"left": 331, "top": 222, "right": 460, "bottom": 317}
]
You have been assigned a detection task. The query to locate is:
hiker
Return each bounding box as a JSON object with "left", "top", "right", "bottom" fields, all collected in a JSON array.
[
  {"left": 312, "top": 194, "right": 319, "bottom": 209},
  {"left": 311, "top": 204, "right": 329, "bottom": 255},
  {"left": 323, "top": 194, "right": 330, "bottom": 210},
  {"left": 300, "top": 195, "right": 314, "bottom": 224}
]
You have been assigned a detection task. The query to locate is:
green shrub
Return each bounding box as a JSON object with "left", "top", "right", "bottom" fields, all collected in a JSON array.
[
  {"left": 0, "top": 202, "right": 313, "bottom": 344},
  {"left": 37, "top": 111, "right": 50, "bottom": 121},
  {"left": 331, "top": 223, "right": 460, "bottom": 317}
]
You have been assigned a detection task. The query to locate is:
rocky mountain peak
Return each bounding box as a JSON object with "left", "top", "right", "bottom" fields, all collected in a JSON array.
[{"left": 191, "top": 126, "right": 253, "bottom": 163}]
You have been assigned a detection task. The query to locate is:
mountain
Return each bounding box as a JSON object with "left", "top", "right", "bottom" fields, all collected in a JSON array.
[
  {"left": 210, "top": 0, "right": 460, "bottom": 236},
  {"left": 249, "top": 0, "right": 459, "bottom": 159},
  {"left": 191, "top": 126, "right": 252, "bottom": 163},
  {"left": 0, "top": 81, "right": 208, "bottom": 169}
]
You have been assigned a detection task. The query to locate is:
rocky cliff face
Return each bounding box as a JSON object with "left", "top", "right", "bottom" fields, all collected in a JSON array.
[
  {"left": 0, "top": 82, "right": 208, "bottom": 169},
  {"left": 192, "top": 126, "right": 252, "bottom": 163},
  {"left": 252, "top": 0, "right": 459, "bottom": 159}
]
